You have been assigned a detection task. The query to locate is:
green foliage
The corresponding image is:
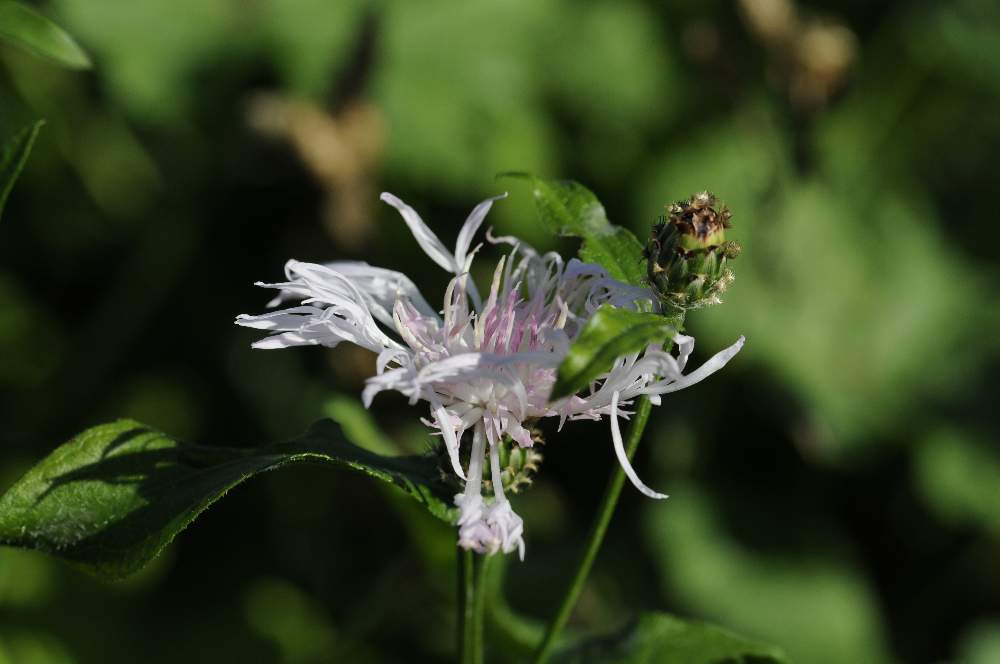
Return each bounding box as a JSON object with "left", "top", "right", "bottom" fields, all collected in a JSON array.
[
  {"left": 244, "top": 577, "right": 380, "bottom": 663},
  {"left": 957, "top": 621, "right": 1000, "bottom": 664},
  {"left": 255, "top": 0, "right": 369, "bottom": 97},
  {"left": 0, "top": 0, "right": 998, "bottom": 660},
  {"left": 639, "top": 107, "right": 987, "bottom": 452},
  {"left": 0, "top": 419, "right": 454, "bottom": 580},
  {"left": 643, "top": 484, "right": 891, "bottom": 664},
  {"left": 374, "top": 0, "right": 556, "bottom": 208},
  {"left": 504, "top": 173, "right": 647, "bottom": 286},
  {"left": 552, "top": 612, "right": 787, "bottom": 664},
  {"left": 0, "top": 120, "right": 43, "bottom": 222},
  {"left": 323, "top": 394, "right": 399, "bottom": 456},
  {"left": 52, "top": 0, "right": 234, "bottom": 122},
  {"left": 552, "top": 305, "right": 681, "bottom": 400},
  {"left": 914, "top": 428, "right": 1000, "bottom": 532},
  {"left": 0, "top": 1, "right": 90, "bottom": 68}
]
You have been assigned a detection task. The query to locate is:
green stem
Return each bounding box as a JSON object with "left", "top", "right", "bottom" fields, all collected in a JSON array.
[
  {"left": 532, "top": 396, "right": 655, "bottom": 664},
  {"left": 459, "top": 549, "right": 495, "bottom": 664},
  {"left": 472, "top": 553, "right": 494, "bottom": 664},
  {"left": 459, "top": 548, "right": 475, "bottom": 663}
]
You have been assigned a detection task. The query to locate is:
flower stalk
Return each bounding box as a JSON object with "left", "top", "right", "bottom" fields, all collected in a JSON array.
[
  {"left": 458, "top": 548, "right": 476, "bottom": 663},
  {"left": 458, "top": 546, "right": 496, "bottom": 664},
  {"left": 531, "top": 394, "right": 657, "bottom": 664}
]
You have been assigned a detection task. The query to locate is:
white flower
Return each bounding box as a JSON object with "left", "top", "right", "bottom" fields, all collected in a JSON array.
[{"left": 237, "top": 193, "right": 744, "bottom": 558}]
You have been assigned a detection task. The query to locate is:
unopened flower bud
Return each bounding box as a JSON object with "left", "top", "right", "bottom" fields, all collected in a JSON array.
[
  {"left": 484, "top": 430, "right": 544, "bottom": 495},
  {"left": 644, "top": 191, "right": 740, "bottom": 310}
]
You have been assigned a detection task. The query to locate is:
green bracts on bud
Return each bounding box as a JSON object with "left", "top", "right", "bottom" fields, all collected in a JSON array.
[
  {"left": 485, "top": 430, "right": 544, "bottom": 495},
  {"left": 644, "top": 191, "right": 740, "bottom": 311}
]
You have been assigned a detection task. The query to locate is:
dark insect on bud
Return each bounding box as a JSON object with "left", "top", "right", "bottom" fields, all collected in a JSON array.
[{"left": 643, "top": 191, "right": 740, "bottom": 311}]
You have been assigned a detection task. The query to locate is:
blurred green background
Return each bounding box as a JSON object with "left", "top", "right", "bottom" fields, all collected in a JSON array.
[{"left": 2, "top": 0, "right": 999, "bottom": 662}]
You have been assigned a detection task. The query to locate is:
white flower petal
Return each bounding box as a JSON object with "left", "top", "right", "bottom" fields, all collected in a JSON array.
[
  {"left": 435, "top": 401, "right": 467, "bottom": 481},
  {"left": 464, "top": 423, "right": 486, "bottom": 495},
  {"left": 250, "top": 331, "right": 324, "bottom": 349},
  {"left": 610, "top": 391, "right": 668, "bottom": 500},
  {"left": 322, "top": 260, "right": 437, "bottom": 324},
  {"left": 649, "top": 335, "right": 745, "bottom": 395},
  {"left": 243, "top": 263, "right": 407, "bottom": 355},
  {"left": 674, "top": 333, "right": 695, "bottom": 372},
  {"left": 488, "top": 432, "right": 506, "bottom": 501},
  {"left": 236, "top": 308, "right": 347, "bottom": 349},
  {"left": 454, "top": 193, "right": 507, "bottom": 270},
  {"left": 380, "top": 192, "right": 456, "bottom": 272},
  {"left": 363, "top": 367, "right": 417, "bottom": 407}
]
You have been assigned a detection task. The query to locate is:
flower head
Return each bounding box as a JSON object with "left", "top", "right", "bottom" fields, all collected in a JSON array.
[
  {"left": 237, "top": 192, "right": 744, "bottom": 558},
  {"left": 644, "top": 191, "right": 742, "bottom": 311}
]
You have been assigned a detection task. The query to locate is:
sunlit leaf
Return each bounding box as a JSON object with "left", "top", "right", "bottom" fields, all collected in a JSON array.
[
  {"left": 503, "top": 173, "right": 646, "bottom": 286},
  {"left": 553, "top": 612, "right": 787, "bottom": 663},
  {"left": 0, "top": 120, "right": 43, "bottom": 222},
  {"left": 0, "top": 419, "right": 455, "bottom": 579},
  {"left": 551, "top": 305, "right": 681, "bottom": 401},
  {"left": 0, "top": 1, "right": 90, "bottom": 69},
  {"left": 323, "top": 394, "right": 399, "bottom": 456}
]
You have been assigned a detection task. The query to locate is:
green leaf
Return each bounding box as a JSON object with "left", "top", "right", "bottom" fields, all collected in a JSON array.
[
  {"left": 501, "top": 172, "right": 647, "bottom": 285},
  {"left": 0, "top": 419, "right": 455, "bottom": 579},
  {"left": 553, "top": 612, "right": 788, "bottom": 664},
  {"left": 0, "top": 1, "right": 91, "bottom": 68},
  {"left": 551, "top": 305, "right": 681, "bottom": 400},
  {"left": 0, "top": 120, "right": 43, "bottom": 222}
]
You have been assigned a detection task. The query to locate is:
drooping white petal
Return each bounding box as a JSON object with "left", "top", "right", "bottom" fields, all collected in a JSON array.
[
  {"left": 610, "top": 391, "right": 668, "bottom": 500},
  {"left": 488, "top": 433, "right": 506, "bottom": 502},
  {"left": 464, "top": 423, "right": 486, "bottom": 496},
  {"left": 434, "top": 401, "right": 467, "bottom": 481},
  {"left": 456, "top": 423, "right": 501, "bottom": 555},
  {"left": 504, "top": 417, "right": 534, "bottom": 448},
  {"left": 486, "top": 439, "right": 525, "bottom": 559},
  {"left": 485, "top": 500, "right": 525, "bottom": 560},
  {"left": 380, "top": 192, "right": 456, "bottom": 272}
]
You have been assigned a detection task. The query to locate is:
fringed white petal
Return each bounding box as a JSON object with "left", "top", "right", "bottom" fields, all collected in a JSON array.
[
  {"left": 480, "top": 437, "right": 526, "bottom": 559},
  {"left": 323, "top": 260, "right": 436, "bottom": 324},
  {"left": 648, "top": 335, "right": 745, "bottom": 396},
  {"left": 485, "top": 500, "right": 525, "bottom": 560},
  {"left": 242, "top": 262, "right": 404, "bottom": 354}
]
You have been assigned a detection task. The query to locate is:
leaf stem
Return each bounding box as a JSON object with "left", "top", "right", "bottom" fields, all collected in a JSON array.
[{"left": 531, "top": 395, "right": 655, "bottom": 664}]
